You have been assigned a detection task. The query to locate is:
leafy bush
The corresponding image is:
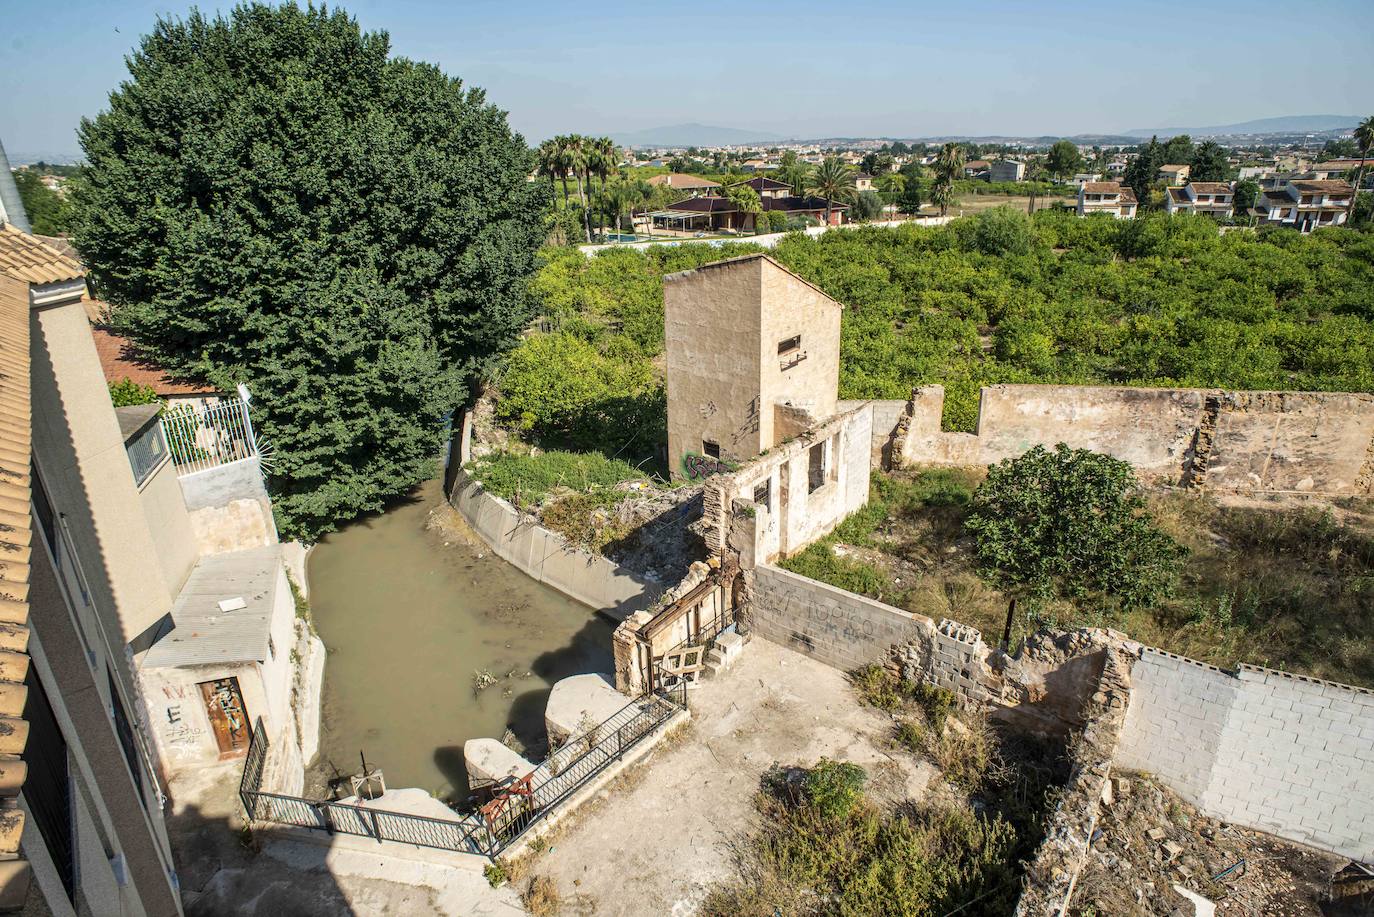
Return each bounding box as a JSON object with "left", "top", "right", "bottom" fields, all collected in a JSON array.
[
  {"left": 108, "top": 378, "right": 160, "bottom": 407},
  {"left": 497, "top": 332, "right": 664, "bottom": 454},
  {"left": 801, "top": 759, "right": 867, "bottom": 819},
  {"left": 966, "top": 444, "right": 1186, "bottom": 612},
  {"left": 701, "top": 764, "right": 1023, "bottom": 917},
  {"left": 467, "top": 450, "right": 643, "bottom": 507}
]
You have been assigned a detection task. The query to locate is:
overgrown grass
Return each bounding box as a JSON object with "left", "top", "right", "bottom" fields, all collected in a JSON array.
[
  {"left": 800, "top": 470, "right": 1374, "bottom": 687},
  {"left": 466, "top": 449, "right": 645, "bottom": 508},
  {"left": 699, "top": 760, "right": 1024, "bottom": 917}
]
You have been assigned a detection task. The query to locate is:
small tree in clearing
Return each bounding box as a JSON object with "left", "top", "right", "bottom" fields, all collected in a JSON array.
[{"left": 965, "top": 444, "right": 1186, "bottom": 614}]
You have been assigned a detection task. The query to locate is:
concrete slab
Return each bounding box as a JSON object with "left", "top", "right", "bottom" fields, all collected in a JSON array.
[
  {"left": 544, "top": 672, "right": 626, "bottom": 744},
  {"left": 463, "top": 738, "right": 536, "bottom": 784}
]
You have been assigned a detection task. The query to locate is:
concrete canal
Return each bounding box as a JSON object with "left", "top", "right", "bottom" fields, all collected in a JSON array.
[{"left": 304, "top": 479, "right": 614, "bottom": 799}]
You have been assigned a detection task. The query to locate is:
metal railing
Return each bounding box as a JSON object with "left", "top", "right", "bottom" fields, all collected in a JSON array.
[
  {"left": 482, "top": 684, "right": 685, "bottom": 844},
  {"left": 238, "top": 683, "right": 686, "bottom": 856},
  {"left": 159, "top": 398, "right": 259, "bottom": 475}
]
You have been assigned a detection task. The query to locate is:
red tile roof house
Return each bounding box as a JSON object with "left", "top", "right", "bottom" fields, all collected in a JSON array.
[
  {"left": 1253, "top": 179, "right": 1355, "bottom": 233},
  {"left": 647, "top": 184, "right": 850, "bottom": 234},
  {"left": 1076, "top": 181, "right": 1138, "bottom": 219},
  {"left": 1165, "top": 182, "right": 1235, "bottom": 218}
]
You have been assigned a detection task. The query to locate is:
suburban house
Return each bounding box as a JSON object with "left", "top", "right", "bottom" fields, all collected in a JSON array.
[
  {"left": 963, "top": 160, "right": 991, "bottom": 179},
  {"left": 647, "top": 186, "right": 849, "bottom": 234},
  {"left": 1072, "top": 172, "right": 1103, "bottom": 186},
  {"left": 646, "top": 173, "right": 720, "bottom": 196},
  {"left": 0, "top": 207, "right": 320, "bottom": 915},
  {"left": 1076, "top": 181, "right": 1138, "bottom": 219},
  {"left": 740, "top": 159, "right": 773, "bottom": 172},
  {"left": 1253, "top": 179, "right": 1354, "bottom": 232},
  {"left": 989, "top": 160, "right": 1026, "bottom": 182},
  {"left": 852, "top": 171, "right": 875, "bottom": 193},
  {"left": 1105, "top": 160, "right": 1128, "bottom": 175},
  {"left": 1157, "top": 164, "right": 1190, "bottom": 184},
  {"left": 1308, "top": 160, "right": 1363, "bottom": 181},
  {"left": 742, "top": 176, "right": 792, "bottom": 200},
  {"left": 1165, "top": 181, "right": 1235, "bottom": 218}
]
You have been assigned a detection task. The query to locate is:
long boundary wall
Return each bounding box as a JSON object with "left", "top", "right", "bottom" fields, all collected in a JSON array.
[
  {"left": 449, "top": 471, "right": 664, "bottom": 620},
  {"left": 877, "top": 384, "right": 1374, "bottom": 495},
  {"left": 1116, "top": 649, "right": 1374, "bottom": 862}
]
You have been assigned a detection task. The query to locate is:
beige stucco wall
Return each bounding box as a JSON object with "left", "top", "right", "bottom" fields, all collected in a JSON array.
[
  {"left": 665, "top": 256, "right": 764, "bottom": 471},
  {"left": 757, "top": 258, "right": 841, "bottom": 448},
  {"left": 705, "top": 403, "right": 873, "bottom": 564},
  {"left": 665, "top": 256, "right": 843, "bottom": 478},
  {"left": 137, "top": 458, "right": 197, "bottom": 595},
  {"left": 29, "top": 292, "right": 181, "bottom": 658}
]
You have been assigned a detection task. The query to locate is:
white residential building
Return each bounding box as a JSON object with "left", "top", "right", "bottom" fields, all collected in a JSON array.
[
  {"left": 1077, "top": 181, "right": 1138, "bottom": 219},
  {"left": 1253, "top": 180, "right": 1354, "bottom": 233},
  {"left": 1165, "top": 182, "right": 1235, "bottom": 219}
]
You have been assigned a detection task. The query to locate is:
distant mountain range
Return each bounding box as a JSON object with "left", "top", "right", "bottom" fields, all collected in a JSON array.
[
  {"left": 1123, "top": 115, "right": 1358, "bottom": 138},
  {"left": 611, "top": 123, "right": 786, "bottom": 148}
]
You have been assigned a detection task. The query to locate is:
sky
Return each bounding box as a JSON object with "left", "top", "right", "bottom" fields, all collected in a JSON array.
[{"left": 1, "top": 0, "right": 1371, "bottom": 158}]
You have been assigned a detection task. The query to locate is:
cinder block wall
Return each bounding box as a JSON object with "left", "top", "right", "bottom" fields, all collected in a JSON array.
[
  {"left": 749, "top": 564, "right": 928, "bottom": 671},
  {"left": 1117, "top": 649, "right": 1374, "bottom": 862}
]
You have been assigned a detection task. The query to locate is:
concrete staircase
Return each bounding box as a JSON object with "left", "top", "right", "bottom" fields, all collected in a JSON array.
[{"left": 702, "top": 630, "right": 746, "bottom": 680}]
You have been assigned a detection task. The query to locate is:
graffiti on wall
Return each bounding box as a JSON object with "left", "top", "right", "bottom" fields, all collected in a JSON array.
[{"left": 682, "top": 452, "right": 736, "bottom": 480}]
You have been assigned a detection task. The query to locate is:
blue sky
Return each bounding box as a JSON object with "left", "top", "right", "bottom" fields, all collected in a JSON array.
[{"left": 1, "top": 0, "right": 1370, "bottom": 157}]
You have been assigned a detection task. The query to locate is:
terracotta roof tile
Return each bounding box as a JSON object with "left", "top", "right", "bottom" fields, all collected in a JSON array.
[
  {"left": 0, "top": 224, "right": 84, "bottom": 286},
  {"left": 0, "top": 268, "right": 32, "bottom": 900}
]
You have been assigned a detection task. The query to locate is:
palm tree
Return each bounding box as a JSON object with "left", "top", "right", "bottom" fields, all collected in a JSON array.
[
  {"left": 536, "top": 139, "right": 564, "bottom": 203},
  {"left": 560, "top": 135, "right": 592, "bottom": 242},
  {"left": 876, "top": 172, "right": 905, "bottom": 220},
  {"left": 777, "top": 151, "right": 810, "bottom": 196},
  {"left": 806, "top": 156, "right": 857, "bottom": 226},
  {"left": 1347, "top": 115, "right": 1373, "bottom": 223},
  {"left": 932, "top": 142, "right": 965, "bottom": 217}
]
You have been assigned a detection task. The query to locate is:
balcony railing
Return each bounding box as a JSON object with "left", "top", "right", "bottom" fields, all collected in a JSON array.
[{"left": 159, "top": 398, "right": 260, "bottom": 476}]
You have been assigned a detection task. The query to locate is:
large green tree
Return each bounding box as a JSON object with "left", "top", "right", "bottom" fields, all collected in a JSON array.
[
  {"left": 1190, "top": 141, "right": 1231, "bottom": 182},
  {"left": 13, "top": 170, "right": 75, "bottom": 235},
  {"left": 1045, "top": 140, "right": 1082, "bottom": 179},
  {"left": 965, "top": 444, "right": 1186, "bottom": 613},
  {"left": 72, "top": 4, "right": 548, "bottom": 539}
]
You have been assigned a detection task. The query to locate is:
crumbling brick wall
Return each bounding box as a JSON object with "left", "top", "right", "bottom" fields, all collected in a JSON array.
[
  {"left": 879, "top": 384, "right": 1374, "bottom": 496},
  {"left": 1014, "top": 645, "right": 1134, "bottom": 916}
]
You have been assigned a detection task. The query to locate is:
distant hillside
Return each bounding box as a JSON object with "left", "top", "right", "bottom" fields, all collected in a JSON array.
[
  {"left": 1124, "top": 115, "right": 1358, "bottom": 138},
  {"left": 612, "top": 123, "right": 785, "bottom": 148}
]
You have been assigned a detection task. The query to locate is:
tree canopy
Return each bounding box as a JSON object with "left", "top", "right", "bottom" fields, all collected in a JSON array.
[
  {"left": 965, "top": 444, "right": 1186, "bottom": 612},
  {"left": 72, "top": 3, "right": 548, "bottom": 539}
]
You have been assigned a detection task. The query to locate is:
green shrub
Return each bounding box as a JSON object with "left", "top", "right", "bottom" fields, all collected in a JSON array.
[
  {"left": 468, "top": 450, "right": 643, "bottom": 507},
  {"left": 801, "top": 759, "right": 867, "bottom": 819},
  {"left": 483, "top": 862, "right": 507, "bottom": 888},
  {"left": 108, "top": 378, "right": 160, "bottom": 408},
  {"left": 852, "top": 665, "right": 903, "bottom": 711}
]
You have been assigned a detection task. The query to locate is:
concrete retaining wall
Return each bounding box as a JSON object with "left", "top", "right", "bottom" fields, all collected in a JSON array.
[
  {"left": 884, "top": 384, "right": 1374, "bottom": 495},
  {"left": 1116, "top": 649, "right": 1374, "bottom": 862},
  {"left": 749, "top": 563, "right": 928, "bottom": 671},
  {"left": 178, "top": 457, "right": 278, "bottom": 554},
  {"left": 449, "top": 471, "right": 664, "bottom": 620}
]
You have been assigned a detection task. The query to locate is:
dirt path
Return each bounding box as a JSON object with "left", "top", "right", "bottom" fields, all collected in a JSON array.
[{"left": 524, "top": 638, "right": 933, "bottom": 916}]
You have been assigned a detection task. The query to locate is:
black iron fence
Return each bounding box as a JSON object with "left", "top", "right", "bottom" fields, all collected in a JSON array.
[
  {"left": 482, "top": 685, "right": 685, "bottom": 844},
  {"left": 238, "top": 682, "right": 686, "bottom": 857}
]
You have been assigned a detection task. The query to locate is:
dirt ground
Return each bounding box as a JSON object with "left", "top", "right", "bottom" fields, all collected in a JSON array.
[
  {"left": 519, "top": 638, "right": 933, "bottom": 916},
  {"left": 951, "top": 193, "right": 1068, "bottom": 214}
]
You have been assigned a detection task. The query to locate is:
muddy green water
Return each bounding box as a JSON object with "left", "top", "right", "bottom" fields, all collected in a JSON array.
[{"left": 304, "top": 479, "right": 614, "bottom": 799}]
